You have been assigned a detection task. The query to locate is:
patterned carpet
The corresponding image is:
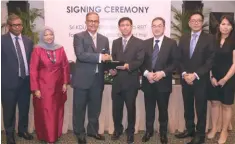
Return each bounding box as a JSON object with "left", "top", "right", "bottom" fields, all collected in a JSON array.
[{"left": 1, "top": 104, "right": 235, "bottom": 144}]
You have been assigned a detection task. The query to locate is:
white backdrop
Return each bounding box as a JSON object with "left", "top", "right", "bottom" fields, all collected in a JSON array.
[{"left": 44, "top": 0, "right": 171, "bottom": 61}]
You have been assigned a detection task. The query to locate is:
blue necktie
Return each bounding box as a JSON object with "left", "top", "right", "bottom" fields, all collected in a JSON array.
[
  {"left": 190, "top": 33, "right": 198, "bottom": 58},
  {"left": 152, "top": 40, "right": 160, "bottom": 69},
  {"left": 15, "top": 36, "right": 26, "bottom": 78}
]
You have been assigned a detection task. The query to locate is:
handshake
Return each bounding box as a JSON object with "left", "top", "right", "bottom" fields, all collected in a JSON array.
[{"left": 101, "top": 54, "right": 111, "bottom": 62}]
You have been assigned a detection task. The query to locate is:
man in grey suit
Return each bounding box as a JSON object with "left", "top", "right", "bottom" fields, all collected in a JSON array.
[{"left": 72, "top": 12, "right": 111, "bottom": 144}]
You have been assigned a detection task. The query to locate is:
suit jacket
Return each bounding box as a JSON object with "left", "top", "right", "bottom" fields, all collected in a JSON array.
[
  {"left": 72, "top": 31, "right": 109, "bottom": 89},
  {"left": 1, "top": 32, "right": 33, "bottom": 89},
  {"left": 112, "top": 36, "right": 144, "bottom": 92},
  {"left": 141, "top": 36, "right": 178, "bottom": 92},
  {"left": 179, "top": 32, "right": 215, "bottom": 85}
]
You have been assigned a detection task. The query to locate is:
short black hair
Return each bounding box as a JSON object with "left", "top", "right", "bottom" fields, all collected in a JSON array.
[
  {"left": 189, "top": 12, "right": 204, "bottom": 21},
  {"left": 118, "top": 17, "right": 133, "bottom": 26},
  {"left": 152, "top": 17, "right": 165, "bottom": 26}
]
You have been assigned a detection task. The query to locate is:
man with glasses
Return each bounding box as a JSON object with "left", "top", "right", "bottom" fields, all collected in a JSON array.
[
  {"left": 175, "top": 12, "right": 215, "bottom": 144},
  {"left": 1, "top": 14, "right": 34, "bottom": 144},
  {"left": 109, "top": 17, "right": 144, "bottom": 144},
  {"left": 140, "top": 17, "right": 178, "bottom": 144},
  {"left": 72, "top": 12, "right": 111, "bottom": 144}
]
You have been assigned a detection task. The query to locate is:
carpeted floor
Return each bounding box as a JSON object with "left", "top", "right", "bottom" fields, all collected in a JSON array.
[{"left": 1, "top": 104, "right": 235, "bottom": 144}]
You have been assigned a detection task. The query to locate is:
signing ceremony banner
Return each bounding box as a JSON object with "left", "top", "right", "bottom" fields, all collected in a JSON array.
[{"left": 44, "top": 0, "right": 171, "bottom": 61}]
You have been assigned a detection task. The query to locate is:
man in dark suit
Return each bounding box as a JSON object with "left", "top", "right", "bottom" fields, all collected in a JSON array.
[
  {"left": 140, "top": 17, "right": 178, "bottom": 144},
  {"left": 1, "top": 14, "right": 34, "bottom": 144},
  {"left": 175, "top": 12, "right": 215, "bottom": 144},
  {"left": 72, "top": 12, "right": 111, "bottom": 144},
  {"left": 109, "top": 17, "right": 145, "bottom": 144}
]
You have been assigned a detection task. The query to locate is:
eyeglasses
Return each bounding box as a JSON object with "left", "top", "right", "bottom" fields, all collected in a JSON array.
[
  {"left": 9, "top": 24, "right": 23, "bottom": 28},
  {"left": 152, "top": 25, "right": 164, "bottom": 28},
  {"left": 87, "top": 20, "right": 99, "bottom": 24},
  {"left": 119, "top": 24, "right": 132, "bottom": 27},
  {"left": 190, "top": 20, "right": 202, "bottom": 24}
]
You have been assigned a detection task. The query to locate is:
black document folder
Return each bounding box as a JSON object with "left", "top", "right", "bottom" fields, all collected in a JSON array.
[{"left": 103, "top": 60, "right": 124, "bottom": 70}]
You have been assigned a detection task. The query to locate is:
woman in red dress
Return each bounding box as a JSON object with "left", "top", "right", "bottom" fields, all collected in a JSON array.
[{"left": 30, "top": 26, "right": 70, "bottom": 144}]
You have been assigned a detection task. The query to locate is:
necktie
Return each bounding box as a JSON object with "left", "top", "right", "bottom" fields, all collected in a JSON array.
[
  {"left": 92, "top": 35, "right": 96, "bottom": 48},
  {"left": 123, "top": 39, "right": 127, "bottom": 52},
  {"left": 152, "top": 40, "right": 160, "bottom": 69},
  {"left": 15, "top": 36, "right": 26, "bottom": 78},
  {"left": 190, "top": 33, "right": 198, "bottom": 58}
]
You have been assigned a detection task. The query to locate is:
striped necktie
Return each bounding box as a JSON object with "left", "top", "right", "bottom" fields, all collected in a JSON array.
[
  {"left": 15, "top": 36, "right": 26, "bottom": 78},
  {"left": 152, "top": 40, "right": 160, "bottom": 69}
]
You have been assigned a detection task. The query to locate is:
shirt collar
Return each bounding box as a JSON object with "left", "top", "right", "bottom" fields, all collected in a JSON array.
[
  {"left": 154, "top": 34, "right": 164, "bottom": 42},
  {"left": 191, "top": 30, "right": 201, "bottom": 37},
  {"left": 122, "top": 34, "right": 132, "bottom": 42},
  {"left": 10, "top": 32, "right": 22, "bottom": 40},
  {"left": 88, "top": 31, "right": 97, "bottom": 39}
]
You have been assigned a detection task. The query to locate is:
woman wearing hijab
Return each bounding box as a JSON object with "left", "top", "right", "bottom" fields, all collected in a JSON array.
[{"left": 30, "top": 27, "right": 70, "bottom": 144}]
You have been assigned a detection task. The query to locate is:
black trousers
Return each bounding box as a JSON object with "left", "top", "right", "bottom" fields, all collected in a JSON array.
[
  {"left": 182, "top": 80, "right": 208, "bottom": 136},
  {"left": 144, "top": 83, "right": 170, "bottom": 134},
  {"left": 73, "top": 74, "right": 103, "bottom": 136},
  {"left": 1, "top": 77, "right": 31, "bottom": 137},
  {"left": 112, "top": 87, "right": 138, "bottom": 136}
]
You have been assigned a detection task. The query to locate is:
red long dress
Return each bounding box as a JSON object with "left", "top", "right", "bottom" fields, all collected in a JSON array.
[{"left": 30, "top": 46, "right": 70, "bottom": 143}]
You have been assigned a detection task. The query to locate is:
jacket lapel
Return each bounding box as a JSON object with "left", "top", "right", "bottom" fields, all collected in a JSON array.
[
  {"left": 85, "top": 31, "right": 96, "bottom": 52},
  {"left": 123, "top": 35, "right": 134, "bottom": 53},
  {"left": 185, "top": 33, "right": 191, "bottom": 60},
  {"left": 117, "top": 38, "right": 123, "bottom": 54},
  {"left": 149, "top": 37, "right": 154, "bottom": 53},
  {"left": 157, "top": 36, "right": 168, "bottom": 62},
  {"left": 96, "top": 33, "right": 102, "bottom": 52},
  {"left": 190, "top": 32, "right": 204, "bottom": 59},
  {"left": 148, "top": 38, "right": 154, "bottom": 71},
  {"left": 7, "top": 33, "right": 18, "bottom": 59},
  {"left": 22, "top": 36, "right": 30, "bottom": 60},
  {"left": 148, "top": 38, "right": 154, "bottom": 59}
]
